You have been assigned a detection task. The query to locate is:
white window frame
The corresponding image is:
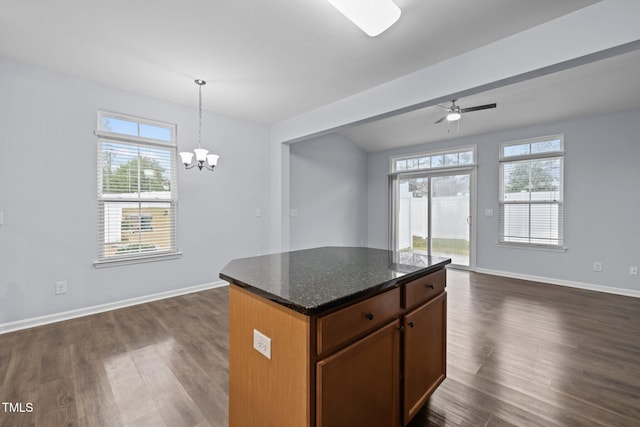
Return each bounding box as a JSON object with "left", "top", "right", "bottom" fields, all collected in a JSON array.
[
  {"left": 498, "top": 134, "right": 565, "bottom": 251},
  {"left": 390, "top": 146, "right": 476, "bottom": 173},
  {"left": 389, "top": 146, "right": 478, "bottom": 269},
  {"left": 94, "top": 111, "right": 181, "bottom": 267}
]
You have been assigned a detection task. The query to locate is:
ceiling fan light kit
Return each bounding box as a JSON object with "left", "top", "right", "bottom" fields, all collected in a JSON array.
[
  {"left": 326, "top": 0, "right": 401, "bottom": 37},
  {"left": 435, "top": 99, "right": 497, "bottom": 125},
  {"left": 446, "top": 111, "right": 461, "bottom": 122}
]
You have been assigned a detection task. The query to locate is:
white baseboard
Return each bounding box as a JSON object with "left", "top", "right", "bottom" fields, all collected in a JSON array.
[
  {"left": 0, "top": 281, "right": 229, "bottom": 335},
  {"left": 4, "top": 271, "right": 636, "bottom": 335},
  {"left": 475, "top": 268, "right": 640, "bottom": 298}
]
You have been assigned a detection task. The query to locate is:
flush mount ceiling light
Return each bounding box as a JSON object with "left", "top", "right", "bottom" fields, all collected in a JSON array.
[
  {"left": 179, "top": 79, "right": 219, "bottom": 171},
  {"left": 326, "top": 0, "right": 401, "bottom": 37}
]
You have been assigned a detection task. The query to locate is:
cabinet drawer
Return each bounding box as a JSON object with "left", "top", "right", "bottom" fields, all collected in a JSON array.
[
  {"left": 317, "top": 287, "right": 400, "bottom": 355},
  {"left": 404, "top": 268, "right": 446, "bottom": 309}
]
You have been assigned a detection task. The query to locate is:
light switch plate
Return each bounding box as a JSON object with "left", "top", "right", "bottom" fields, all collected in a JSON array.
[
  {"left": 484, "top": 208, "right": 494, "bottom": 216},
  {"left": 253, "top": 329, "right": 271, "bottom": 359}
]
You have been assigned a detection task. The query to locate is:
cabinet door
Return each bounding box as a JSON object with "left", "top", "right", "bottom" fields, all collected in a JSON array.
[
  {"left": 317, "top": 320, "right": 400, "bottom": 427},
  {"left": 403, "top": 292, "right": 447, "bottom": 424}
]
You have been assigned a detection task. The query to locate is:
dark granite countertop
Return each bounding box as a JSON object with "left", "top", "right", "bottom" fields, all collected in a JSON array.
[{"left": 219, "top": 246, "right": 451, "bottom": 315}]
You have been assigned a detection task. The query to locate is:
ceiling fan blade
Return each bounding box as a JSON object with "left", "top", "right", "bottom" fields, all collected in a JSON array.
[
  {"left": 434, "top": 115, "right": 447, "bottom": 124},
  {"left": 460, "top": 103, "right": 497, "bottom": 113}
]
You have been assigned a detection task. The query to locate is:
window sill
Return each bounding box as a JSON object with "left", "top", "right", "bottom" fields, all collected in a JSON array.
[
  {"left": 94, "top": 252, "right": 182, "bottom": 268},
  {"left": 496, "top": 242, "right": 567, "bottom": 253}
]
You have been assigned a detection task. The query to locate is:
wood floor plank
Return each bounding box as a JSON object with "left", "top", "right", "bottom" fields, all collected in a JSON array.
[
  {"left": 131, "top": 345, "right": 212, "bottom": 427},
  {"left": 407, "top": 378, "right": 492, "bottom": 427},
  {"left": 69, "top": 318, "right": 123, "bottom": 427},
  {"left": 35, "top": 377, "right": 79, "bottom": 427},
  {"left": 111, "top": 305, "right": 171, "bottom": 351},
  {"left": 38, "top": 322, "right": 74, "bottom": 385},
  {"left": 103, "top": 352, "right": 162, "bottom": 425},
  {"left": 156, "top": 338, "right": 228, "bottom": 427},
  {"left": 0, "top": 327, "right": 41, "bottom": 427},
  {"left": 1, "top": 327, "right": 42, "bottom": 393},
  {"left": 0, "top": 333, "right": 15, "bottom": 387}
]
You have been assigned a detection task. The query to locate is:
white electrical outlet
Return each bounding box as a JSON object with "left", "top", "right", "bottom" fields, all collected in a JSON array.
[
  {"left": 484, "top": 208, "right": 494, "bottom": 216},
  {"left": 253, "top": 329, "right": 271, "bottom": 359},
  {"left": 55, "top": 281, "right": 68, "bottom": 295},
  {"left": 290, "top": 209, "right": 298, "bottom": 217},
  {"left": 593, "top": 262, "right": 603, "bottom": 272},
  {"left": 255, "top": 208, "right": 262, "bottom": 217},
  {"left": 630, "top": 266, "right": 639, "bottom": 276}
]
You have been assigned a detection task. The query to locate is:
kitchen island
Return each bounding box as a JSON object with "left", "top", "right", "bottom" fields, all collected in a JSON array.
[{"left": 220, "top": 246, "right": 451, "bottom": 427}]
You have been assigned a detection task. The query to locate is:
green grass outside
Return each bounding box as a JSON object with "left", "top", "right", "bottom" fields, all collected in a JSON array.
[{"left": 411, "top": 236, "right": 469, "bottom": 256}]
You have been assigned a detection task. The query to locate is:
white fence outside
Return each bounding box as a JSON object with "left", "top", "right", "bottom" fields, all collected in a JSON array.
[{"left": 398, "top": 183, "right": 469, "bottom": 250}]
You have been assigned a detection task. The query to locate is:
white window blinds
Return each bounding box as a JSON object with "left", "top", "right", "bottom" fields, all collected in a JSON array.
[
  {"left": 96, "top": 112, "right": 178, "bottom": 263},
  {"left": 499, "top": 135, "right": 564, "bottom": 248}
]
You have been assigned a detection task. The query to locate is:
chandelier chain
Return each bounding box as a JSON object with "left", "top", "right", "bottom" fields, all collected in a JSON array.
[{"left": 198, "top": 83, "right": 202, "bottom": 149}]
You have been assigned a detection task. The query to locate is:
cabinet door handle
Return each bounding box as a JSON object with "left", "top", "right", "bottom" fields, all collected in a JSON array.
[
  {"left": 365, "top": 312, "right": 374, "bottom": 320},
  {"left": 408, "top": 321, "right": 415, "bottom": 328},
  {"left": 426, "top": 283, "right": 435, "bottom": 289}
]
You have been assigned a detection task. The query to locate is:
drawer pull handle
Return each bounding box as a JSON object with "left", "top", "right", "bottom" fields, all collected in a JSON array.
[
  {"left": 365, "top": 312, "right": 374, "bottom": 320},
  {"left": 426, "top": 283, "right": 435, "bottom": 289},
  {"left": 408, "top": 321, "right": 415, "bottom": 328}
]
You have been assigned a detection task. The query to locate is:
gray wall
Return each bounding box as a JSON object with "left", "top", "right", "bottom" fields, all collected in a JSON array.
[
  {"left": 0, "top": 58, "right": 271, "bottom": 324},
  {"left": 368, "top": 109, "right": 640, "bottom": 293},
  {"left": 289, "top": 134, "right": 368, "bottom": 250}
]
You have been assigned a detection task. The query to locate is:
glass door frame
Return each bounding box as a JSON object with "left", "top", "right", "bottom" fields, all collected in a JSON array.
[{"left": 389, "top": 166, "right": 477, "bottom": 270}]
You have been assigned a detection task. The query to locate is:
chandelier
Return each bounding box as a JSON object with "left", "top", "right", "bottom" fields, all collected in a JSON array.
[{"left": 179, "top": 79, "right": 220, "bottom": 171}]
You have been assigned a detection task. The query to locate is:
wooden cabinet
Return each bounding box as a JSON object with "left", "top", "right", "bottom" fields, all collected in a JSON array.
[
  {"left": 402, "top": 292, "right": 447, "bottom": 423},
  {"left": 317, "top": 320, "right": 400, "bottom": 427}
]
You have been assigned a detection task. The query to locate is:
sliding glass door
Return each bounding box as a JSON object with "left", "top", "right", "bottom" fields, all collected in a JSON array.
[{"left": 393, "top": 171, "right": 473, "bottom": 268}]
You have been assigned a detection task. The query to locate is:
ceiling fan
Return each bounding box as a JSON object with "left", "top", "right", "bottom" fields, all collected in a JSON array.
[{"left": 434, "top": 99, "right": 497, "bottom": 124}]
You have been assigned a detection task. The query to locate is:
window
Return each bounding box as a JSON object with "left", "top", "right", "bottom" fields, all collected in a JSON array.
[
  {"left": 499, "top": 135, "right": 564, "bottom": 248},
  {"left": 391, "top": 147, "right": 475, "bottom": 173},
  {"left": 95, "top": 111, "right": 179, "bottom": 266}
]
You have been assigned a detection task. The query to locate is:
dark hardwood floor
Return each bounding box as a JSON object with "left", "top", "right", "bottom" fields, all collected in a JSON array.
[
  {"left": 1, "top": 270, "right": 639, "bottom": 426},
  {"left": 407, "top": 271, "right": 640, "bottom": 427}
]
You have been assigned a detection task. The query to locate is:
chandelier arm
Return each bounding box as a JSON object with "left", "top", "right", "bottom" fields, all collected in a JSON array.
[{"left": 194, "top": 162, "right": 215, "bottom": 172}]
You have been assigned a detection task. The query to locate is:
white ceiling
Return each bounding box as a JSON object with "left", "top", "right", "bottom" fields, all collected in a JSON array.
[
  {"left": 0, "top": 0, "right": 598, "bottom": 125},
  {"left": 339, "top": 47, "right": 640, "bottom": 152}
]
